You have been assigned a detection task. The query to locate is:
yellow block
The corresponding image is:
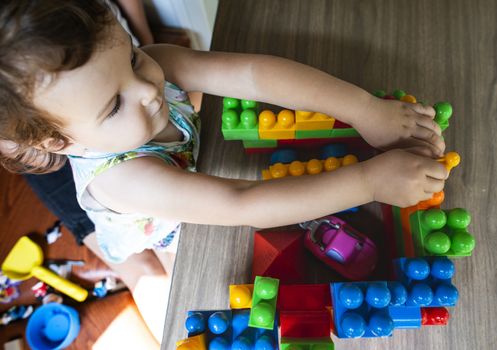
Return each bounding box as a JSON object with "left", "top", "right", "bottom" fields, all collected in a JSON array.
[
  {"left": 176, "top": 333, "right": 207, "bottom": 350},
  {"left": 295, "top": 111, "right": 335, "bottom": 130},
  {"left": 229, "top": 284, "right": 254, "bottom": 309},
  {"left": 259, "top": 110, "right": 296, "bottom": 139}
]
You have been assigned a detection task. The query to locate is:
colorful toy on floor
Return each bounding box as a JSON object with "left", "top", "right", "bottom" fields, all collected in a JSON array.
[
  {"left": 1, "top": 236, "right": 88, "bottom": 302},
  {"left": 300, "top": 216, "right": 378, "bottom": 280},
  {"left": 0, "top": 305, "right": 34, "bottom": 326}
]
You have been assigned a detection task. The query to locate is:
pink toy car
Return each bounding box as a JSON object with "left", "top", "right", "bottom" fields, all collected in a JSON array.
[{"left": 301, "top": 215, "right": 378, "bottom": 280}]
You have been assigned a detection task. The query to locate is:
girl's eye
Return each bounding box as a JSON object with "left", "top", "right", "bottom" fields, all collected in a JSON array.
[{"left": 107, "top": 95, "right": 121, "bottom": 119}]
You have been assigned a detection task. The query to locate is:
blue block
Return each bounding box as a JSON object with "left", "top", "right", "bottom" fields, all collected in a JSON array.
[
  {"left": 330, "top": 282, "right": 396, "bottom": 338},
  {"left": 393, "top": 257, "right": 459, "bottom": 307},
  {"left": 388, "top": 306, "right": 422, "bottom": 329}
]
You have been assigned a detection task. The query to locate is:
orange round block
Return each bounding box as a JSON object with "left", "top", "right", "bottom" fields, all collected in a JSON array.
[
  {"left": 324, "top": 157, "right": 341, "bottom": 171},
  {"left": 289, "top": 161, "right": 305, "bottom": 176},
  {"left": 269, "top": 163, "right": 288, "bottom": 178},
  {"left": 307, "top": 159, "right": 323, "bottom": 174},
  {"left": 277, "top": 109, "right": 295, "bottom": 128},
  {"left": 401, "top": 94, "right": 417, "bottom": 103},
  {"left": 342, "top": 154, "right": 358, "bottom": 166}
]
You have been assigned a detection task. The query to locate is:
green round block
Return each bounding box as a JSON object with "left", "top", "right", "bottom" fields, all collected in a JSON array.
[
  {"left": 223, "top": 97, "right": 240, "bottom": 110},
  {"left": 240, "top": 109, "right": 257, "bottom": 128},
  {"left": 434, "top": 102, "right": 452, "bottom": 123},
  {"left": 373, "top": 90, "right": 387, "bottom": 98},
  {"left": 256, "top": 278, "right": 278, "bottom": 299},
  {"left": 447, "top": 208, "right": 471, "bottom": 229},
  {"left": 241, "top": 99, "right": 257, "bottom": 110},
  {"left": 422, "top": 209, "right": 447, "bottom": 230},
  {"left": 393, "top": 89, "right": 406, "bottom": 99},
  {"left": 222, "top": 110, "right": 239, "bottom": 129},
  {"left": 252, "top": 302, "right": 273, "bottom": 327},
  {"left": 451, "top": 230, "right": 475, "bottom": 254},
  {"left": 425, "top": 231, "right": 451, "bottom": 254}
]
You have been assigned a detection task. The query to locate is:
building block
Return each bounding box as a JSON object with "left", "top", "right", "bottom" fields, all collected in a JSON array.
[
  {"left": 278, "top": 284, "right": 331, "bottom": 311},
  {"left": 421, "top": 307, "right": 450, "bottom": 325},
  {"left": 248, "top": 276, "right": 280, "bottom": 330},
  {"left": 229, "top": 284, "right": 254, "bottom": 309},
  {"left": 295, "top": 111, "right": 335, "bottom": 130},
  {"left": 176, "top": 333, "right": 207, "bottom": 350},
  {"left": 185, "top": 309, "right": 279, "bottom": 349},
  {"left": 221, "top": 97, "right": 260, "bottom": 141},
  {"left": 259, "top": 110, "right": 296, "bottom": 139},
  {"left": 409, "top": 208, "right": 476, "bottom": 257},
  {"left": 280, "top": 310, "right": 331, "bottom": 338},
  {"left": 242, "top": 139, "right": 278, "bottom": 149},
  {"left": 330, "top": 281, "right": 398, "bottom": 338},
  {"left": 262, "top": 155, "right": 358, "bottom": 179},
  {"left": 393, "top": 257, "right": 459, "bottom": 307},
  {"left": 222, "top": 109, "right": 259, "bottom": 140},
  {"left": 393, "top": 205, "right": 414, "bottom": 257},
  {"left": 434, "top": 102, "right": 452, "bottom": 131},
  {"left": 296, "top": 129, "right": 334, "bottom": 139},
  {"left": 332, "top": 120, "right": 354, "bottom": 129},
  {"left": 329, "top": 128, "right": 360, "bottom": 138},
  {"left": 280, "top": 337, "right": 334, "bottom": 349},
  {"left": 252, "top": 229, "right": 307, "bottom": 284},
  {"left": 387, "top": 305, "right": 421, "bottom": 329}
]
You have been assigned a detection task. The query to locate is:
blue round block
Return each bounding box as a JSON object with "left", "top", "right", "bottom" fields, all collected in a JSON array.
[
  {"left": 435, "top": 284, "right": 459, "bottom": 305},
  {"left": 185, "top": 312, "right": 205, "bottom": 334},
  {"left": 341, "top": 312, "right": 366, "bottom": 338},
  {"left": 26, "top": 303, "right": 80, "bottom": 350},
  {"left": 387, "top": 282, "right": 407, "bottom": 306},
  {"left": 430, "top": 258, "right": 455, "bottom": 279},
  {"left": 408, "top": 283, "right": 433, "bottom": 306},
  {"left": 320, "top": 144, "right": 347, "bottom": 159},
  {"left": 255, "top": 335, "right": 276, "bottom": 350},
  {"left": 339, "top": 284, "right": 364, "bottom": 309},
  {"left": 369, "top": 312, "right": 394, "bottom": 337},
  {"left": 404, "top": 258, "right": 430, "bottom": 280},
  {"left": 269, "top": 149, "right": 297, "bottom": 165},
  {"left": 209, "top": 337, "right": 230, "bottom": 350},
  {"left": 232, "top": 336, "right": 253, "bottom": 350},
  {"left": 365, "top": 283, "right": 391, "bottom": 308},
  {"left": 208, "top": 312, "right": 230, "bottom": 335}
]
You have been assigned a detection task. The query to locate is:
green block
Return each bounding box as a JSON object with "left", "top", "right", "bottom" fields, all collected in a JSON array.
[
  {"left": 438, "top": 120, "right": 449, "bottom": 132},
  {"left": 392, "top": 206, "right": 405, "bottom": 257},
  {"left": 222, "top": 108, "right": 260, "bottom": 141},
  {"left": 242, "top": 139, "right": 277, "bottom": 148},
  {"left": 248, "top": 276, "right": 279, "bottom": 330},
  {"left": 295, "top": 129, "right": 333, "bottom": 139},
  {"left": 329, "top": 128, "right": 360, "bottom": 138},
  {"left": 409, "top": 208, "right": 476, "bottom": 258},
  {"left": 280, "top": 337, "right": 334, "bottom": 350}
]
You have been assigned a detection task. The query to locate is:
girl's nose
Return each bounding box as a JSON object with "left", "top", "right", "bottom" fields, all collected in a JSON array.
[{"left": 140, "top": 80, "right": 160, "bottom": 107}]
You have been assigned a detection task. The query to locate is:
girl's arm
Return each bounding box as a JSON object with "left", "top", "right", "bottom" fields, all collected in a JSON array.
[
  {"left": 88, "top": 150, "right": 447, "bottom": 228},
  {"left": 143, "top": 45, "right": 445, "bottom": 157}
]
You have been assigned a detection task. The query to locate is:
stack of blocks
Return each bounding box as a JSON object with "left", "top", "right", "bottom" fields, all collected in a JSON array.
[
  {"left": 221, "top": 97, "right": 360, "bottom": 153},
  {"left": 176, "top": 90, "right": 475, "bottom": 349}
]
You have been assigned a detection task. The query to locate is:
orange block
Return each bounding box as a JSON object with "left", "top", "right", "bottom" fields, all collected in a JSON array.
[
  {"left": 259, "top": 110, "right": 295, "bottom": 139},
  {"left": 295, "top": 111, "right": 335, "bottom": 130}
]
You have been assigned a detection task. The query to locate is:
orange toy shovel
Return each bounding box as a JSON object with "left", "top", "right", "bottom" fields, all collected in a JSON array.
[{"left": 2, "top": 236, "right": 88, "bottom": 302}]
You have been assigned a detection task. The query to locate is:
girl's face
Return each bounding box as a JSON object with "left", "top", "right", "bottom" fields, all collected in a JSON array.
[{"left": 33, "top": 22, "right": 169, "bottom": 155}]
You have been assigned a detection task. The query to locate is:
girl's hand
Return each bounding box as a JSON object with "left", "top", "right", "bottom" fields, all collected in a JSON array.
[
  {"left": 352, "top": 96, "right": 445, "bottom": 158},
  {"left": 360, "top": 149, "right": 448, "bottom": 208}
]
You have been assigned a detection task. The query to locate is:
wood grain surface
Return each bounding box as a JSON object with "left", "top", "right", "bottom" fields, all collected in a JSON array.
[{"left": 163, "top": 1, "right": 497, "bottom": 349}]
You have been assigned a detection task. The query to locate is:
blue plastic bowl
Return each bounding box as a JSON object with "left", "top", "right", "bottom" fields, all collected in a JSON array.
[{"left": 26, "top": 303, "right": 80, "bottom": 350}]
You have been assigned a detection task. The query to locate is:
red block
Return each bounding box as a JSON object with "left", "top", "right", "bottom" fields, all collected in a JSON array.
[
  {"left": 252, "top": 229, "right": 307, "bottom": 284},
  {"left": 333, "top": 120, "right": 353, "bottom": 129},
  {"left": 280, "top": 310, "right": 331, "bottom": 338},
  {"left": 278, "top": 284, "right": 331, "bottom": 311},
  {"left": 421, "top": 307, "right": 449, "bottom": 326}
]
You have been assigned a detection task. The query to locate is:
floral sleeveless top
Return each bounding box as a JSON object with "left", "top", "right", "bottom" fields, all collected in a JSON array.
[{"left": 68, "top": 82, "right": 200, "bottom": 263}]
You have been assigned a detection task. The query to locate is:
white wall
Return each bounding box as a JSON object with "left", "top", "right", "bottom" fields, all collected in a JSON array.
[{"left": 147, "top": 0, "right": 219, "bottom": 51}]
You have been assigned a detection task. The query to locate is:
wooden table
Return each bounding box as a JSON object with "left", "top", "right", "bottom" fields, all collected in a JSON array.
[{"left": 163, "top": 1, "right": 497, "bottom": 349}]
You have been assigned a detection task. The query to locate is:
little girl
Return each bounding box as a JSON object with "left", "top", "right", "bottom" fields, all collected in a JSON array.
[{"left": 0, "top": 0, "right": 447, "bottom": 342}]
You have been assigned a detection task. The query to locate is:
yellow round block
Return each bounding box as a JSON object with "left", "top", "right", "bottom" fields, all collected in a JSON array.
[
  {"left": 324, "top": 157, "right": 341, "bottom": 171},
  {"left": 259, "top": 110, "right": 276, "bottom": 129},
  {"left": 277, "top": 109, "right": 295, "bottom": 128},
  {"left": 269, "top": 163, "right": 288, "bottom": 178},
  {"left": 342, "top": 154, "right": 359, "bottom": 166},
  {"left": 307, "top": 159, "right": 323, "bottom": 174},
  {"left": 230, "top": 285, "right": 252, "bottom": 308},
  {"left": 289, "top": 161, "right": 305, "bottom": 176},
  {"left": 401, "top": 94, "right": 417, "bottom": 103}
]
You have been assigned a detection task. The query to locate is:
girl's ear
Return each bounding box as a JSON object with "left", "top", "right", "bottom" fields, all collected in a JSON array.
[{"left": 39, "top": 138, "right": 86, "bottom": 156}]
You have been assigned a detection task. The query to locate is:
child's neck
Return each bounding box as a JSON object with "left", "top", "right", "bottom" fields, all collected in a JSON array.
[{"left": 152, "top": 121, "right": 183, "bottom": 143}]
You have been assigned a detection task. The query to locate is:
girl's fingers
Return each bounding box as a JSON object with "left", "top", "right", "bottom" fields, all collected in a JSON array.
[
  {"left": 416, "top": 115, "right": 442, "bottom": 136},
  {"left": 424, "top": 177, "right": 446, "bottom": 194},
  {"left": 411, "top": 103, "right": 436, "bottom": 118}
]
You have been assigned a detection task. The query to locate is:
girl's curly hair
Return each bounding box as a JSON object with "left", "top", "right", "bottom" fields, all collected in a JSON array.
[{"left": 0, "top": 0, "right": 113, "bottom": 173}]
